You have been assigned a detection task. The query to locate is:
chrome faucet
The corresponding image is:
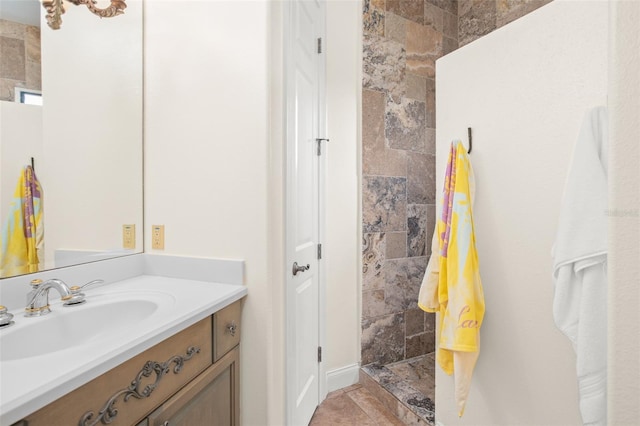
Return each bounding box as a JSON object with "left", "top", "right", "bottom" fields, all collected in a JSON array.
[
  {"left": 25, "top": 279, "right": 73, "bottom": 317},
  {"left": 25, "top": 278, "right": 105, "bottom": 317}
]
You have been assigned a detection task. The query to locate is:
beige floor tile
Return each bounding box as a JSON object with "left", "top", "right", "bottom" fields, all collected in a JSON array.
[
  {"left": 346, "top": 387, "right": 406, "bottom": 426},
  {"left": 309, "top": 392, "right": 377, "bottom": 426},
  {"left": 359, "top": 369, "right": 402, "bottom": 414}
]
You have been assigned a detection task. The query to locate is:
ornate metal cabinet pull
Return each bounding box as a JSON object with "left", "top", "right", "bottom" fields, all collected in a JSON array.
[
  {"left": 79, "top": 346, "right": 200, "bottom": 426},
  {"left": 226, "top": 321, "right": 237, "bottom": 337}
]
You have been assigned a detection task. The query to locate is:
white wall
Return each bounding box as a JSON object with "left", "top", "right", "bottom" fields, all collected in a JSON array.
[
  {"left": 608, "top": 1, "right": 640, "bottom": 423},
  {"left": 435, "top": 1, "right": 607, "bottom": 424},
  {"left": 40, "top": 0, "right": 143, "bottom": 268},
  {"left": 145, "top": 1, "right": 361, "bottom": 423},
  {"left": 145, "top": 2, "right": 271, "bottom": 423},
  {"left": 325, "top": 0, "right": 362, "bottom": 381},
  {"left": 0, "top": 102, "right": 42, "bottom": 227}
]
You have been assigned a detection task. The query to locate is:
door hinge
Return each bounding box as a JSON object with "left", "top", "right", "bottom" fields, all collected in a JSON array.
[
  {"left": 316, "top": 138, "right": 329, "bottom": 156},
  {"left": 317, "top": 244, "right": 322, "bottom": 260},
  {"left": 317, "top": 37, "right": 322, "bottom": 54},
  {"left": 318, "top": 346, "right": 322, "bottom": 363}
]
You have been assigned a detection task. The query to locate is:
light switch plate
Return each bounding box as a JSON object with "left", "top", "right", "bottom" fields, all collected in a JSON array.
[
  {"left": 152, "top": 225, "right": 165, "bottom": 250},
  {"left": 122, "top": 224, "right": 135, "bottom": 249}
]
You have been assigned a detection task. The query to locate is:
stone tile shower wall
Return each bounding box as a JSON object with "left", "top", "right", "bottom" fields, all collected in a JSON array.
[
  {"left": 361, "top": 0, "right": 458, "bottom": 366},
  {"left": 0, "top": 19, "right": 42, "bottom": 102},
  {"left": 458, "top": 0, "right": 552, "bottom": 46},
  {"left": 361, "top": 0, "right": 553, "bottom": 366}
]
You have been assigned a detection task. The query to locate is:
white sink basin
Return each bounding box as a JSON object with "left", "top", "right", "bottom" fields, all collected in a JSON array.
[{"left": 0, "top": 291, "right": 174, "bottom": 361}]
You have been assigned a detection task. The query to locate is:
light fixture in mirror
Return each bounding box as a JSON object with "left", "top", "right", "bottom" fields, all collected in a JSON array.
[
  {"left": 0, "top": 0, "right": 143, "bottom": 279},
  {"left": 42, "top": 0, "right": 127, "bottom": 30}
]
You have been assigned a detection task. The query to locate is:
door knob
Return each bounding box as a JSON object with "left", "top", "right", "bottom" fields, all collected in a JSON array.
[{"left": 292, "top": 262, "right": 310, "bottom": 276}]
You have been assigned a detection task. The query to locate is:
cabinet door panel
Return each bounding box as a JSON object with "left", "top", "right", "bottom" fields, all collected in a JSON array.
[{"left": 148, "top": 346, "right": 239, "bottom": 426}]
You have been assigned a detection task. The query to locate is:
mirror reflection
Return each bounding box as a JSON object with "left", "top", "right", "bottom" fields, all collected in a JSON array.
[
  {"left": 0, "top": 0, "right": 41, "bottom": 103},
  {"left": 0, "top": 0, "right": 143, "bottom": 279}
]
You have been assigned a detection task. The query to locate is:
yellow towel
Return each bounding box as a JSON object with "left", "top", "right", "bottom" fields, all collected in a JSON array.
[
  {"left": 418, "top": 140, "right": 484, "bottom": 417},
  {"left": 1, "top": 166, "right": 44, "bottom": 277}
]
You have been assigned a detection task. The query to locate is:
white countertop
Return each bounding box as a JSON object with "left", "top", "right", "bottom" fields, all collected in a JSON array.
[{"left": 0, "top": 275, "right": 247, "bottom": 425}]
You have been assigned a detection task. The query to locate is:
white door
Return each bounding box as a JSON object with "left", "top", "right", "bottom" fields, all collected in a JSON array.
[{"left": 285, "top": 0, "right": 325, "bottom": 425}]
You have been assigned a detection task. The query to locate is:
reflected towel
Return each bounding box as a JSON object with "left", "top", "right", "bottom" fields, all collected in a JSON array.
[
  {"left": 1, "top": 166, "right": 44, "bottom": 276},
  {"left": 552, "top": 107, "right": 607, "bottom": 426},
  {"left": 418, "top": 140, "right": 484, "bottom": 417}
]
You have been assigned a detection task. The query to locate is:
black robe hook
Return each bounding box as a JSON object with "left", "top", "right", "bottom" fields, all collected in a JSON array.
[{"left": 467, "top": 128, "right": 472, "bottom": 154}]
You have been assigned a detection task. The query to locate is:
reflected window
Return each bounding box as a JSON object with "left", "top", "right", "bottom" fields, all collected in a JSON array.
[{"left": 15, "top": 88, "right": 43, "bottom": 106}]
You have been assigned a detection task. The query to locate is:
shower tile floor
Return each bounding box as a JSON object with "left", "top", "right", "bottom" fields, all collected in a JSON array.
[
  {"left": 310, "top": 353, "right": 436, "bottom": 425},
  {"left": 384, "top": 353, "right": 436, "bottom": 402}
]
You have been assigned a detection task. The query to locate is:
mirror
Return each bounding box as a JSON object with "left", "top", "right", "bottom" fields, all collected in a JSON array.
[{"left": 0, "top": 0, "right": 143, "bottom": 279}]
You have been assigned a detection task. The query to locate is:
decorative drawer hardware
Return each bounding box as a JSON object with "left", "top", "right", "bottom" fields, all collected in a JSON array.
[
  {"left": 226, "top": 321, "right": 237, "bottom": 337},
  {"left": 213, "top": 300, "right": 242, "bottom": 362},
  {"left": 80, "top": 346, "right": 201, "bottom": 426}
]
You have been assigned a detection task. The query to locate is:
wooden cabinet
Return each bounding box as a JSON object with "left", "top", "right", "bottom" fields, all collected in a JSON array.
[
  {"left": 17, "top": 300, "right": 242, "bottom": 426},
  {"left": 141, "top": 347, "right": 239, "bottom": 426}
]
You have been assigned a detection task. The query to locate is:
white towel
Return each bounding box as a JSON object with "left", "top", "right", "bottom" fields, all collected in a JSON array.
[{"left": 552, "top": 106, "right": 608, "bottom": 426}]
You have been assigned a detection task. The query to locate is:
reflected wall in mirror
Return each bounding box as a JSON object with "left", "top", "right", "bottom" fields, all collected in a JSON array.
[
  {"left": 0, "top": 0, "right": 143, "bottom": 279},
  {"left": 0, "top": 0, "right": 41, "bottom": 102}
]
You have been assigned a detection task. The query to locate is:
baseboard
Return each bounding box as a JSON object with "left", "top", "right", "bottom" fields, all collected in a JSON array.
[{"left": 326, "top": 363, "right": 361, "bottom": 393}]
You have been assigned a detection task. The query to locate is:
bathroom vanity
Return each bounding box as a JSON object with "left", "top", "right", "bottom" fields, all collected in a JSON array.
[
  {"left": 16, "top": 300, "right": 241, "bottom": 426},
  {"left": 0, "top": 255, "right": 247, "bottom": 426}
]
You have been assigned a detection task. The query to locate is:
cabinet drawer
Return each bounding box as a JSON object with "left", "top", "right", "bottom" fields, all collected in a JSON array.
[
  {"left": 213, "top": 300, "right": 241, "bottom": 362},
  {"left": 24, "top": 317, "right": 213, "bottom": 426}
]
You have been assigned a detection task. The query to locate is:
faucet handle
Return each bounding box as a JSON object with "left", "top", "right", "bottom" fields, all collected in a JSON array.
[
  {"left": 0, "top": 305, "right": 15, "bottom": 328},
  {"left": 70, "top": 279, "right": 105, "bottom": 292},
  {"left": 65, "top": 279, "right": 105, "bottom": 305},
  {"left": 82, "top": 279, "right": 105, "bottom": 289},
  {"left": 30, "top": 278, "right": 43, "bottom": 288}
]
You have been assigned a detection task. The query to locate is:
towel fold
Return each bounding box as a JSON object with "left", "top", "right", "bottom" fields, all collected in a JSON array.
[
  {"left": 1, "top": 165, "right": 44, "bottom": 277},
  {"left": 419, "top": 140, "right": 484, "bottom": 417},
  {"left": 552, "top": 106, "right": 608, "bottom": 426}
]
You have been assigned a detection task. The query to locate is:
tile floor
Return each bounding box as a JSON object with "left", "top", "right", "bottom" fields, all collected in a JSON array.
[
  {"left": 309, "top": 384, "right": 405, "bottom": 425},
  {"left": 386, "top": 353, "right": 435, "bottom": 402},
  {"left": 310, "top": 353, "right": 435, "bottom": 425}
]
